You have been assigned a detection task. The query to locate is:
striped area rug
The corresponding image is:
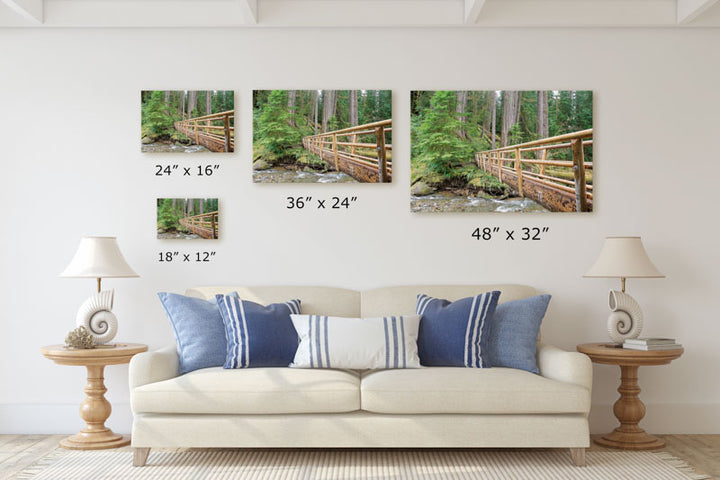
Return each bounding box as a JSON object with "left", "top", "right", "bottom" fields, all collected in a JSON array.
[{"left": 12, "top": 449, "right": 710, "bottom": 480}]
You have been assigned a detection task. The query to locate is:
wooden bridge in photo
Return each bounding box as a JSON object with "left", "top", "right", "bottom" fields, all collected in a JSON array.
[
  {"left": 174, "top": 110, "right": 234, "bottom": 153},
  {"left": 302, "top": 119, "right": 392, "bottom": 183},
  {"left": 476, "top": 129, "right": 593, "bottom": 212},
  {"left": 179, "top": 211, "right": 219, "bottom": 239}
]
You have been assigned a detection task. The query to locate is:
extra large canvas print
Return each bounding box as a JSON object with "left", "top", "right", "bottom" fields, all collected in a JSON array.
[
  {"left": 141, "top": 90, "right": 234, "bottom": 153},
  {"left": 411, "top": 90, "right": 593, "bottom": 213},
  {"left": 253, "top": 90, "right": 392, "bottom": 183},
  {"left": 157, "top": 198, "right": 219, "bottom": 239}
]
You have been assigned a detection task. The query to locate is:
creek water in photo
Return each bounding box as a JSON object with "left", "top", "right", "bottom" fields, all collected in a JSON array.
[{"left": 411, "top": 192, "right": 548, "bottom": 213}]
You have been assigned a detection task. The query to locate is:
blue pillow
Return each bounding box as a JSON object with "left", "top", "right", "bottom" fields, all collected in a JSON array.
[
  {"left": 486, "top": 295, "right": 551, "bottom": 374},
  {"left": 216, "top": 295, "right": 301, "bottom": 368},
  {"left": 157, "top": 292, "right": 228, "bottom": 375},
  {"left": 416, "top": 291, "right": 500, "bottom": 367}
]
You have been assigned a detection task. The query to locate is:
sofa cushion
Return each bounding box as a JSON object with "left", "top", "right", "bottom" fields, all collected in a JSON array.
[
  {"left": 132, "top": 367, "right": 360, "bottom": 414},
  {"left": 290, "top": 314, "right": 421, "bottom": 369},
  {"left": 416, "top": 292, "right": 500, "bottom": 367},
  {"left": 360, "top": 367, "right": 590, "bottom": 414}
]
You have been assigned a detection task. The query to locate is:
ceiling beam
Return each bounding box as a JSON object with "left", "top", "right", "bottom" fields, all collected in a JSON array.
[
  {"left": 1, "top": 0, "right": 43, "bottom": 24},
  {"left": 464, "top": 0, "right": 487, "bottom": 24},
  {"left": 677, "top": 0, "right": 720, "bottom": 23},
  {"left": 238, "top": 0, "right": 257, "bottom": 24}
]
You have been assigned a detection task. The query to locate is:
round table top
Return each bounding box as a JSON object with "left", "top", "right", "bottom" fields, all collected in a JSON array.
[
  {"left": 577, "top": 342, "right": 683, "bottom": 366},
  {"left": 41, "top": 343, "right": 148, "bottom": 366}
]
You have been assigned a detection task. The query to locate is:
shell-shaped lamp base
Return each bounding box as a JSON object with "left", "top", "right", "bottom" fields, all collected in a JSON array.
[{"left": 76, "top": 290, "right": 118, "bottom": 344}]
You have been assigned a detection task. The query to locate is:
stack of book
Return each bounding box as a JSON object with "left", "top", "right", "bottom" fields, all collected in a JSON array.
[{"left": 623, "top": 338, "right": 682, "bottom": 350}]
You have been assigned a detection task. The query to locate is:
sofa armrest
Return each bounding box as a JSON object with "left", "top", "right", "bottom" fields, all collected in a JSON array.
[
  {"left": 536, "top": 343, "right": 593, "bottom": 392},
  {"left": 129, "top": 345, "right": 179, "bottom": 390}
]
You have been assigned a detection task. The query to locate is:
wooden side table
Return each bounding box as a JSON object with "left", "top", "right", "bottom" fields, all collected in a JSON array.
[
  {"left": 41, "top": 343, "right": 148, "bottom": 450},
  {"left": 577, "top": 342, "right": 683, "bottom": 450}
]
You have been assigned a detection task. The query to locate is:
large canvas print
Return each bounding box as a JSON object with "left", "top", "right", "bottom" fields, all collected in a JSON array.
[
  {"left": 157, "top": 198, "right": 219, "bottom": 239},
  {"left": 141, "top": 90, "right": 234, "bottom": 153},
  {"left": 253, "top": 90, "right": 392, "bottom": 183},
  {"left": 411, "top": 91, "right": 593, "bottom": 213}
]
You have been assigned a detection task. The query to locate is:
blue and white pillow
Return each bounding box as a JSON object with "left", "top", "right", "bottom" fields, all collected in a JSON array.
[
  {"left": 416, "top": 291, "right": 500, "bottom": 368},
  {"left": 289, "top": 314, "right": 421, "bottom": 369},
  {"left": 216, "top": 295, "right": 301, "bottom": 368}
]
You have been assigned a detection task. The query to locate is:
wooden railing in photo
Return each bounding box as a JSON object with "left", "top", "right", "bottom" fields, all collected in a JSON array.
[
  {"left": 179, "top": 211, "right": 219, "bottom": 239},
  {"left": 302, "top": 119, "right": 392, "bottom": 183},
  {"left": 174, "top": 110, "right": 234, "bottom": 153},
  {"left": 475, "top": 129, "right": 594, "bottom": 212}
]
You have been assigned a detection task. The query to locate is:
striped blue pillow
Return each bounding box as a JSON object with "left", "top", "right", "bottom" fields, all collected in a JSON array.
[
  {"left": 216, "top": 295, "right": 301, "bottom": 368},
  {"left": 289, "top": 314, "right": 421, "bottom": 369},
  {"left": 416, "top": 291, "right": 500, "bottom": 367}
]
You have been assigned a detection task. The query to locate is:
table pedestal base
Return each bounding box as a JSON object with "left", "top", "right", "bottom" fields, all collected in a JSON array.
[
  {"left": 60, "top": 433, "right": 130, "bottom": 450},
  {"left": 593, "top": 364, "right": 665, "bottom": 450},
  {"left": 595, "top": 429, "right": 665, "bottom": 450},
  {"left": 59, "top": 364, "right": 130, "bottom": 450}
]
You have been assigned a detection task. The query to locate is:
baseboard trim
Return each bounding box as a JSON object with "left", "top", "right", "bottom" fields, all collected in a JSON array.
[
  {"left": 0, "top": 403, "right": 133, "bottom": 434},
  {"left": 589, "top": 403, "right": 720, "bottom": 434},
  {"left": 2, "top": 403, "right": 719, "bottom": 434}
]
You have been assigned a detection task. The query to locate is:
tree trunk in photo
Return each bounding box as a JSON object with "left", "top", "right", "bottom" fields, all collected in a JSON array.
[
  {"left": 491, "top": 92, "right": 497, "bottom": 150},
  {"left": 455, "top": 90, "right": 468, "bottom": 139},
  {"left": 288, "top": 90, "right": 297, "bottom": 127},
  {"left": 164, "top": 91, "right": 171, "bottom": 114},
  {"left": 187, "top": 91, "right": 197, "bottom": 119},
  {"left": 313, "top": 90, "right": 319, "bottom": 135},
  {"left": 349, "top": 90, "right": 359, "bottom": 126},
  {"left": 322, "top": 90, "right": 337, "bottom": 133},
  {"left": 501, "top": 90, "right": 520, "bottom": 147},
  {"left": 206, "top": 91, "right": 212, "bottom": 128},
  {"left": 199, "top": 199, "right": 204, "bottom": 215},
  {"left": 180, "top": 92, "right": 186, "bottom": 119},
  {"left": 537, "top": 90, "right": 549, "bottom": 139}
]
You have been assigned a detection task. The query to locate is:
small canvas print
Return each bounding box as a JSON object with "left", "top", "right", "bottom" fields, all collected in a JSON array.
[
  {"left": 157, "top": 198, "right": 219, "bottom": 239},
  {"left": 411, "top": 90, "right": 593, "bottom": 213},
  {"left": 253, "top": 90, "right": 392, "bottom": 183},
  {"left": 141, "top": 90, "right": 234, "bottom": 153}
]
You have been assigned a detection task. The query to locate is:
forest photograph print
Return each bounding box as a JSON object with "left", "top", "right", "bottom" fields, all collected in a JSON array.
[
  {"left": 411, "top": 90, "right": 593, "bottom": 213},
  {"left": 157, "top": 198, "right": 219, "bottom": 240},
  {"left": 253, "top": 90, "right": 392, "bottom": 183},
  {"left": 141, "top": 90, "right": 234, "bottom": 153}
]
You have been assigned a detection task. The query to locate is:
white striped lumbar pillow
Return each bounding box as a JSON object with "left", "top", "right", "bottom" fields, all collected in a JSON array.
[{"left": 289, "top": 314, "right": 421, "bottom": 369}]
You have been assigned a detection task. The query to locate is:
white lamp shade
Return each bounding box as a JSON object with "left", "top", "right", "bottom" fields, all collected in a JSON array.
[
  {"left": 584, "top": 236, "right": 664, "bottom": 278},
  {"left": 60, "top": 236, "right": 139, "bottom": 278}
]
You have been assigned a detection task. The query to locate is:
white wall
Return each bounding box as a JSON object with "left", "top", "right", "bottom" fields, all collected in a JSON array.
[{"left": 0, "top": 27, "right": 718, "bottom": 435}]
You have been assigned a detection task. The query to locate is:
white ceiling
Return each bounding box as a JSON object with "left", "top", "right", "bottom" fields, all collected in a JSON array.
[{"left": 1, "top": 0, "right": 719, "bottom": 27}]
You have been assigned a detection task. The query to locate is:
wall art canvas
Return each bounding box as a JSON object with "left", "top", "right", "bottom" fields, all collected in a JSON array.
[
  {"left": 157, "top": 198, "right": 219, "bottom": 239},
  {"left": 410, "top": 90, "right": 593, "bottom": 213},
  {"left": 141, "top": 90, "right": 234, "bottom": 153},
  {"left": 253, "top": 90, "right": 392, "bottom": 183}
]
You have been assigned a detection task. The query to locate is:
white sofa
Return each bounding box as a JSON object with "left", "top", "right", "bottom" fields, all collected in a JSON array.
[{"left": 129, "top": 285, "right": 592, "bottom": 467}]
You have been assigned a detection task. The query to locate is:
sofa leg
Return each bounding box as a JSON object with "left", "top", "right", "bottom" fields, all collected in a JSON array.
[
  {"left": 569, "top": 448, "right": 586, "bottom": 466},
  {"left": 133, "top": 447, "right": 150, "bottom": 467}
]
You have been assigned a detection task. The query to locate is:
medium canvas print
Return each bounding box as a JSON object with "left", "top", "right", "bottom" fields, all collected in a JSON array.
[
  {"left": 253, "top": 90, "right": 392, "bottom": 183},
  {"left": 157, "top": 198, "right": 219, "bottom": 239},
  {"left": 411, "top": 90, "right": 593, "bottom": 213},
  {"left": 141, "top": 90, "right": 234, "bottom": 153}
]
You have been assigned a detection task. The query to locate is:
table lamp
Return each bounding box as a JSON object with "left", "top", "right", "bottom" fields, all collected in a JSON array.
[
  {"left": 583, "top": 236, "right": 664, "bottom": 344},
  {"left": 60, "top": 236, "right": 139, "bottom": 345}
]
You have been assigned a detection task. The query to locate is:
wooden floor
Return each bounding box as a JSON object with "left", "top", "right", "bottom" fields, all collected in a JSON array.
[{"left": 1, "top": 434, "right": 718, "bottom": 479}]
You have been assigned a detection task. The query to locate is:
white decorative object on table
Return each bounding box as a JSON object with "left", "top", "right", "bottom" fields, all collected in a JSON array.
[
  {"left": 76, "top": 289, "right": 118, "bottom": 344},
  {"left": 606, "top": 290, "right": 643, "bottom": 344},
  {"left": 61, "top": 236, "right": 138, "bottom": 345},
  {"left": 584, "top": 236, "right": 664, "bottom": 344}
]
